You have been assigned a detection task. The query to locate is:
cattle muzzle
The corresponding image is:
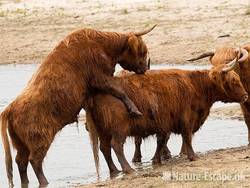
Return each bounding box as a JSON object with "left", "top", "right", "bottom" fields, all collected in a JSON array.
[{"left": 135, "top": 57, "right": 150, "bottom": 74}]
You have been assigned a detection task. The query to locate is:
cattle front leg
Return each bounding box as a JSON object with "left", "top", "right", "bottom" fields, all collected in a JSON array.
[
  {"left": 182, "top": 132, "right": 197, "bottom": 161},
  {"left": 152, "top": 134, "right": 168, "bottom": 164},
  {"left": 30, "top": 159, "right": 48, "bottom": 186},
  {"left": 99, "top": 135, "right": 120, "bottom": 175},
  {"left": 179, "top": 136, "right": 188, "bottom": 156},
  {"left": 241, "top": 102, "right": 250, "bottom": 146},
  {"left": 91, "top": 76, "right": 142, "bottom": 117},
  {"left": 160, "top": 133, "right": 171, "bottom": 160},
  {"left": 111, "top": 137, "right": 134, "bottom": 174},
  {"left": 132, "top": 136, "right": 142, "bottom": 163}
]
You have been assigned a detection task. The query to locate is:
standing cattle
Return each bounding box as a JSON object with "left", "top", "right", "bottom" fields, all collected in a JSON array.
[
  {"left": 87, "top": 50, "right": 248, "bottom": 175},
  {"left": 133, "top": 47, "right": 250, "bottom": 163},
  {"left": 0, "top": 26, "right": 156, "bottom": 187},
  {"left": 188, "top": 45, "right": 250, "bottom": 145}
]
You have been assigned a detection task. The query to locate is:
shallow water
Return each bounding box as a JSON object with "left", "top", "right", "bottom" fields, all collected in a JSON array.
[{"left": 0, "top": 64, "right": 248, "bottom": 188}]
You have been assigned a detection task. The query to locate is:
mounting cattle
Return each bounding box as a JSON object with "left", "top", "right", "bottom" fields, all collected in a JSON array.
[
  {"left": 0, "top": 25, "right": 156, "bottom": 187},
  {"left": 188, "top": 44, "right": 250, "bottom": 146},
  {"left": 86, "top": 49, "right": 248, "bottom": 175}
]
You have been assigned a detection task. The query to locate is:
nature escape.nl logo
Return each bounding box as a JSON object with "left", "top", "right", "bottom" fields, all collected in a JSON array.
[{"left": 162, "top": 171, "right": 245, "bottom": 182}]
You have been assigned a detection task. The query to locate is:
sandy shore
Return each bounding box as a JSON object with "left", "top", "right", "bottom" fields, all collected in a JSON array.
[
  {"left": 1, "top": 0, "right": 250, "bottom": 65},
  {"left": 78, "top": 104, "right": 249, "bottom": 188},
  {"left": 79, "top": 146, "right": 250, "bottom": 188}
]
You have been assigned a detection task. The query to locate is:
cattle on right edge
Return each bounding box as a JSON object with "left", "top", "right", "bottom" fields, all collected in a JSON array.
[
  {"left": 188, "top": 44, "right": 250, "bottom": 146},
  {"left": 86, "top": 48, "right": 248, "bottom": 175}
]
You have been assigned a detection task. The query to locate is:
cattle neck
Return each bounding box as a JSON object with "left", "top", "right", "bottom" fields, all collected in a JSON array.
[
  {"left": 189, "top": 70, "right": 227, "bottom": 106},
  {"left": 94, "top": 31, "right": 128, "bottom": 63}
]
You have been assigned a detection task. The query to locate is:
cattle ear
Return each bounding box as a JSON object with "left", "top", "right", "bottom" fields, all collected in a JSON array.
[{"left": 128, "top": 36, "right": 139, "bottom": 55}]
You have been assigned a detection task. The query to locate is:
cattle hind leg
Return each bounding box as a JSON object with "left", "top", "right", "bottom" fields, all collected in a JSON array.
[
  {"left": 241, "top": 102, "right": 250, "bottom": 146},
  {"left": 111, "top": 136, "right": 134, "bottom": 174},
  {"left": 99, "top": 135, "right": 121, "bottom": 176},
  {"left": 15, "top": 147, "right": 30, "bottom": 185},
  {"left": 29, "top": 143, "right": 51, "bottom": 186}
]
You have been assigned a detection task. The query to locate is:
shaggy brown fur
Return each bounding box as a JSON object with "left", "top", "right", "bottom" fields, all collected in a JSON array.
[
  {"left": 87, "top": 64, "right": 247, "bottom": 174},
  {"left": 0, "top": 26, "right": 156, "bottom": 187},
  {"left": 188, "top": 44, "right": 250, "bottom": 145}
]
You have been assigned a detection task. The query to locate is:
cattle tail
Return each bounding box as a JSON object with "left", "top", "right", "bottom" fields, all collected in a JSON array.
[
  {"left": 86, "top": 110, "right": 100, "bottom": 177},
  {"left": 1, "top": 109, "right": 13, "bottom": 187}
]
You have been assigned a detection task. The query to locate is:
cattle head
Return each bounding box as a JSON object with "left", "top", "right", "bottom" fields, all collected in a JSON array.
[
  {"left": 188, "top": 45, "right": 250, "bottom": 76},
  {"left": 118, "top": 25, "right": 156, "bottom": 74},
  {"left": 209, "top": 50, "right": 248, "bottom": 103}
]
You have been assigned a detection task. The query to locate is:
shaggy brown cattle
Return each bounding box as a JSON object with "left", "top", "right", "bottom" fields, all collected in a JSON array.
[
  {"left": 188, "top": 45, "right": 250, "bottom": 145},
  {"left": 87, "top": 52, "right": 248, "bottom": 175},
  {"left": 133, "top": 47, "right": 250, "bottom": 163},
  {"left": 0, "top": 26, "right": 156, "bottom": 187}
]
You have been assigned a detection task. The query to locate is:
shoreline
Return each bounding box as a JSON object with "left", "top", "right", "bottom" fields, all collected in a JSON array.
[
  {"left": 79, "top": 146, "right": 250, "bottom": 188},
  {"left": 78, "top": 105, "right": 249, "bottom": 188}
]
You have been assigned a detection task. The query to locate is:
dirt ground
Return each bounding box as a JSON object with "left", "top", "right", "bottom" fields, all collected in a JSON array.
[{"left": 1, "top": 0, "right": 250, "bottom": 187}]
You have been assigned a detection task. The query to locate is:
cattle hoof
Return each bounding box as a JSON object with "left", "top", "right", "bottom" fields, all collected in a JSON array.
[
  {"left": 188, "top": 155, "right": 198, "bottom": 161},
  {"left": 21, "top": 181, "right": 29, "bottom": 187},
  {"left": 161, "top": 154, "right": 172, "bottom": 161},
  {"left": 110, "top": 169, "right": 121, "bottom": 178},
  {"left": 21, "top": 183, "right": 29, "bottom": 188},
  {"left": 9, "top": 181, "right": 14, "bottom": 188},
  {"left": 132, "top": 157, "right": 142, "bottom": 163},
  {"left": 39, "top": 180, "right": 49, "bottom": 188},
  {"left": 124, "top": 168, "right": 135, "bottom": 174},
  {"left": 39, "top": 184, "right": 49, "bottom": 188},
  {"left": 152, "top": 158, "right": 161, "bottom": 165},
  {"left": 161, "top": 150, "right": 172, "bottom": 160}
]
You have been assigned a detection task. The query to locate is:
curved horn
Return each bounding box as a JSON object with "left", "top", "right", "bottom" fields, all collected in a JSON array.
[
  {"left": 222, "top": 48, "right": 241, "bottom": 72},
  {"left": 187, "top": 51, "right": 215, "bottom": 61},
  {"left": 226, "top": 48, "right": 248, "bottom": 67},
  {"left": 238, "top": 48, "right": 249, "bottom": 63},
  {"left": 134, "top": 24, "right": 157, "bottom": 36},
  {"left": 225, "top": 47, "right": 241, "bottom": 67}
]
